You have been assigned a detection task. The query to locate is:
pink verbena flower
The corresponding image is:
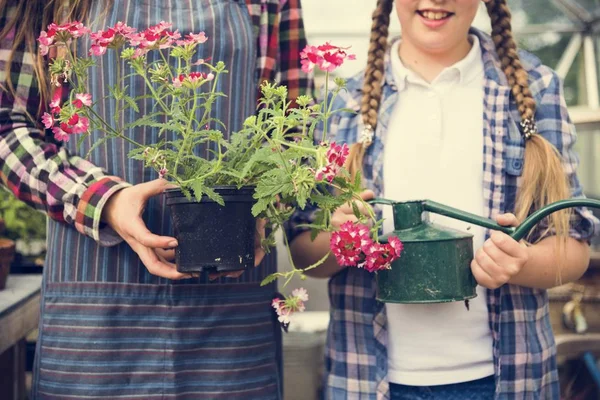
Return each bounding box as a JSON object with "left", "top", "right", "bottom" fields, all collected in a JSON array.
[
  {"left": 38, "top": 22, "right": 90, "bottom": 55},
  {"left": 176, "top": 32, "right": 208, "bottom": 46},
  {"left": 72, "top": 93, "right": 92, "bottom": 108},
  {"left": 128, "top": 21, "right": 180, "bottom": 55},
  {"left": 300, "top": 42, "right": 355, "bottom": 74},
  {"left": 52, "top": 126, "right": 70, "bottom": 142},
  {"left": 330, "top": 221, "right": 371, "bottom": 267},
  {"left": 361, "top": 236, "right": 403, "bottom": 273},
  {"left": 89, "top": 22, "right": 136, "bottom": 56},
  {"left": 60, "top": 114, "right": 89, "bottom": 135},
  {"left": 48, "top": 90, "right": 63, "bottom": 115},
  {"left": 41, "top": 113, "right": 54, "bottom": 129},
  {"left": 315, "top": 142, "right": 349, "bottom": 182},
  {"left": 159, "top": 167, "right": 168, "bottom": 179},
  {"left": 37, "top": 31, "right": 55, "bottom": 56},
  {"left": 172, "top": 72, "right": 215, "bottom": 89},
  {"left": 272, "top": 288, "right": 309, "bottom": 325}
]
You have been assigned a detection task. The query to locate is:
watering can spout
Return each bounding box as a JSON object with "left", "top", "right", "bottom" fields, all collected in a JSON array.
[{"left": 422, "top": 198, "right": 600, "bottom": 241}]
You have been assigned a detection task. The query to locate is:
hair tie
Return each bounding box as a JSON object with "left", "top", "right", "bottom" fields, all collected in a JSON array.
[
  {"left": 359, "top": 124, "right": 374, "bottom": 147},
  {"left": 520, "top": 118, "right": 537, "bottom": 140}
]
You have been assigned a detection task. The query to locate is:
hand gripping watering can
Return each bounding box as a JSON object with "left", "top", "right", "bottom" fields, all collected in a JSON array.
[{"left": 370, "top": 198, "right": 600, "bottom": 304}]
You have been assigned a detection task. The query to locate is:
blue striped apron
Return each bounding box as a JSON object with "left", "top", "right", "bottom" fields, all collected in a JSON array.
[{"left": 32, "top": 1, "right": 281, "bottom": 398}]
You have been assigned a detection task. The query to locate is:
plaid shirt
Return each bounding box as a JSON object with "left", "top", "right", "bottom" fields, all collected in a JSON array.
[
  {"left": 287, "top": 29, "right": 599, "bottom": 399},
  {"left": 0, "top": 0, "right": 312, "bottom": 244}
]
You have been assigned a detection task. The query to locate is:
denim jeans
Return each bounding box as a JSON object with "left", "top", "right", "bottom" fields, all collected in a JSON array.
[{"left": 389, "top": 375, "right": 496, "bottom": 400}]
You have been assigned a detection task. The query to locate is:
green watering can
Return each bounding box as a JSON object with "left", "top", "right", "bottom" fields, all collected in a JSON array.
[{"left": 370, "top": 198, "right": 600, "bottom": 304}]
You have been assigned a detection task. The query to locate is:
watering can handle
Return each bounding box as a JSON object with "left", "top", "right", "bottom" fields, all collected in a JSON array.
[
  {"left": 425, "top": 199, "right": 600, "bottom": 241},
  {"left": 371, "top": 198, "right": 600, "bottom": 242},
  {"left": 422, "top": 200, "right": 515, "bottom": 236}
]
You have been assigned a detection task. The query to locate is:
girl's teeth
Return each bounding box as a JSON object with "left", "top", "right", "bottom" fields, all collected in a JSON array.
[{"left": 422, "top": 11, "right": 449, "bottom": 20}]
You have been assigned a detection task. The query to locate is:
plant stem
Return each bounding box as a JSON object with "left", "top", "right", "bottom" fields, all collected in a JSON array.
[
  {"left": 322, "top": 71, "right": 329, "bottom": 142},
  {"left": 87, "top": 108, "right": 143, "bottom": 148},
  {"left": 272, "top": 139, "right": 318, "bottom": 154}
]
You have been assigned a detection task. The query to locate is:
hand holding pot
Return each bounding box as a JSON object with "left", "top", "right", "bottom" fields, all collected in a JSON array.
[
  {"left": 331, "top": 190, "right": 376, "bottom": 228},
  {"left": 471, "top": 213, "right": 529, "bottom": 289},
  {"left": 102, "top": 179, "right": 193, "bottom": 280}
]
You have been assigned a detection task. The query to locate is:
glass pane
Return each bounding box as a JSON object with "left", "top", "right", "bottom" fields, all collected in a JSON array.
[
  {"left": 573, "top": 0, "right": 600, "bottom": 11},
  {"left": 573, "top": 125, "right": 600, "bottom": 198},
  {"left": 517, "top": 34, "right": 583, "bottom": 106},
  {"left": 507, "top": 0, "right": 576, "bottom": 27}
]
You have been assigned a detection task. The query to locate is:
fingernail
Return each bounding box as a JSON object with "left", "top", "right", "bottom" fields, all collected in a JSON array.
[{"left": 168, "top": 240, "right": 178, "bottom": 247}]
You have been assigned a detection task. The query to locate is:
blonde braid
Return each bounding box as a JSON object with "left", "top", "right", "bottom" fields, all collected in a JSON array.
[
  {"left": 487, "top": 0, "right": 570, "bottom": 271},
  {"left": 346, "top": 0, "right": 394, "bottom": 180}
]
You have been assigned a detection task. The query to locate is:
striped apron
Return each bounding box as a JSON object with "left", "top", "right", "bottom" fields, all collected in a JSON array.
[{"left": 32, "top": 1, "right": 282, "bottom": 398}]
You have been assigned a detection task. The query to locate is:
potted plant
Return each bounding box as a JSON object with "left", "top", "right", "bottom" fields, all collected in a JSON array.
[
  {"left": 0, "top": 189, "right": 46, "bottom": 288},
  {"left": 38, "top": 21, "right": 403, "bottom": 319}
]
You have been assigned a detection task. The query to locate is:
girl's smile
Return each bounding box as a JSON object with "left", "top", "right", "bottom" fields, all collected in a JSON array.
[{"left": 416, "top": 8, "right": 455, "bottom": 29}]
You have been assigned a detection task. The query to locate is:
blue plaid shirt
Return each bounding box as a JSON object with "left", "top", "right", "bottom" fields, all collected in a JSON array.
[{"left": 286, "top": 29, "right": 599, "bottom": 400}]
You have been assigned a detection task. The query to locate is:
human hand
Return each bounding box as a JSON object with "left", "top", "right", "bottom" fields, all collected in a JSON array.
[
  {"left": 470, "top": 213, "right": 529, "bottom": 289},
  {"left": 331, "top": 190, "right": 375, "bottom": 230},
  {"left": 102, "top": 179, "right": 193, "bottom": 280}
]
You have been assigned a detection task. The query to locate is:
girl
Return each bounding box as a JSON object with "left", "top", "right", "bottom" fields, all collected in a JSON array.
[
  {"left": 0, "top": 0, "right": 312, "bottom": 398},
  {"left": 288, "top": 0, "right": 599, "bottom": 398}
]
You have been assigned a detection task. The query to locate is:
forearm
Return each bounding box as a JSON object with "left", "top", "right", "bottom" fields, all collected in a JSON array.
[
  {"left": 290, "top": 230, "right": 345, "bottom": 278},
  {"left": 1, "top": 110, "right": 130, "bottom": 244},
  {"left": 508, "top": 236, "right": 590, "bottom": 289}
]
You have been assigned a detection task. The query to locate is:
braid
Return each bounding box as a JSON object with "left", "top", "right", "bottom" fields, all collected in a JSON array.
[
  {"left": 487, "top": 0, "right": 570, "bottom": 274},
  {"left": 485, "top": 0, "right": 536, "bottom": 121},
  {"left": 346, "top": 0, "right": 393, "bottom": 180}
]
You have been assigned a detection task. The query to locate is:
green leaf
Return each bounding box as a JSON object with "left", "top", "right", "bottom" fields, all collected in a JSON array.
[
  {"left": 122, "top": 95, "right": 140, "bottom": 113},
  {"left": 202, "top": 186, "right": 224, "bottom": 206},
  {"left": 251, "top": 197, "right": 271, "bottom": 217},
  {"left": 260, "top": 273, "right": 280, "bottom": 287},
  {"left": 85, "top": 136, "right": 113, "bottom": 159}
]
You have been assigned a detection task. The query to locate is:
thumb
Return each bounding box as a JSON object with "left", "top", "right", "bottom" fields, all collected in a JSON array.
[
  {"left": 360, "top": 190, "right": 376, "bottom": 201},
  {"left": 496, "top": 213, "right": 519, "bottom": 227},
  {"left": 137, "top": 179, "right": 178, "bottom": 198}
]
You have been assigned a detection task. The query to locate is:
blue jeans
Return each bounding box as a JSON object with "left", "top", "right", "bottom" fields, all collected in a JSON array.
[{"left": 389, "top": 375, "right": 496, "bottom": 400}]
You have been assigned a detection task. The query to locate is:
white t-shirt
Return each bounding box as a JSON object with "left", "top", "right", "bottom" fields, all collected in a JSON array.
[{"left": 382, "top": 36, "right": 495, "bottom": 386}]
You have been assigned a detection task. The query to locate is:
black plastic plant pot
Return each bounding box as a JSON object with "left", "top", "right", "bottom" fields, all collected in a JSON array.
[{"left": 164, "top": 186, "right": 256, "bottom": 273}]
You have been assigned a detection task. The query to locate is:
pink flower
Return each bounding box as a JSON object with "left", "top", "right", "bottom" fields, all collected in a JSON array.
[
  {"left": 330, "top": 221, "right": 371, "bottom": 267},
  {"left": 329, "top": 222, "right": 403, "bottom": 271},
  {"left": 62, "top": 114, "right": 89, "bottom": 134},
  {"left": 38, "top": 22, "right": 90, "bottom": 55},
  {"left": 361, "top": 236, "right": 403, "bottom": 273},
  {"left": 292, "top": 288, "right": 309, "bottom": 302},
  {"left": 300, "top": 43, "right": 355, "bottom": 74},
  {"left": 89, "top": 44, "right": 107, "bottom": 56},
  {"left": 37, "top": 31, "right": 54, "bottom": 56},
  {"left": 176, "top": 32, "right": 208, "bottom": 46},
  {"left": 272, "top": 299, "right": 292, "bottom": 325},
  {"left": 315, "top": 142, "right": 349, "bottom": 182},
  {"left": 41, "top": 113, "right": 54, "bottom": 129},
  {"left": 49, "top": 91, "right": 62, "bottom": 114},
  {"left": 72, "top": 93, "right": 92, "bottom": 108},
  {"left": 272, "top": 288, "right": 309, "bottom": 325},
  {"left": 387, "top": 236, "right": 404, "bottom": 259},
  {"left": 52, "top": 126, "right": 70, "bottom": 142},
  {"left": 172, "top": 72, "right": 214, "bottom": 88},
  {"left": 89, "top": 22, "right": 136, "bottom": 56},
  {"left": 159, "top": 167, "right": 168, "bottom": 179},
  {"left": 128, "top": 21, "right": 178, "bottom": 53}
]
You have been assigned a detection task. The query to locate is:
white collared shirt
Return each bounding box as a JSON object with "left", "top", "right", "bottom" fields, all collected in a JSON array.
[{"left": 383, "top": 35, "right": 495, "bottom": 386}]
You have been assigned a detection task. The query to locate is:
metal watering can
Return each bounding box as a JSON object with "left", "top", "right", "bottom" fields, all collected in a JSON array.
[{"left": 370, "top": 198, "right": 600, "bottom": 304}]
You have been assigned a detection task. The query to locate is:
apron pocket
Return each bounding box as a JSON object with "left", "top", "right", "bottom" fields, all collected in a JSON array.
[{"left": 36, "top": 281, "right": 280, "bottom": 399}]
